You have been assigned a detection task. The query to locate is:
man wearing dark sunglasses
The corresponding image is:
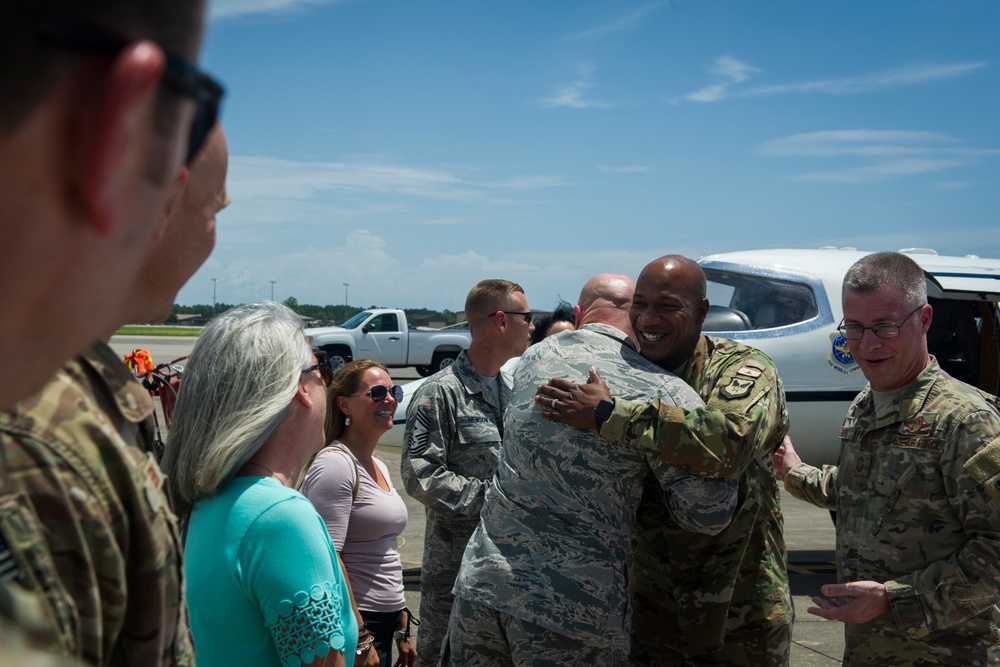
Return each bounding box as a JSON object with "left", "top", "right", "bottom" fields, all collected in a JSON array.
[
  {"left": 0, "top": 2, "right": 217, "bottom": 661},
  {"left": 401, "top": 279, "right": 535, "bottom": 664},
  {"left": 0, "top": 0, "right": 219, "bottom": 413}
]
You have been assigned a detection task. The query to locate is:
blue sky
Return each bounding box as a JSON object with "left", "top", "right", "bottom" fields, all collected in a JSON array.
[{"left": 179, "top": 0, "right": 1000, "bottom": 313}]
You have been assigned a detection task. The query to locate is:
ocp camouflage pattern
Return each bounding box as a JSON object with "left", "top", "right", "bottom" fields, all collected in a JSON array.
[
  {"left": 788, "top": 359, "right": 1000, "bottom": 666},
  {"left": 605, "top": 335, "right": 792, "bottom": 664},
  {"left": 452, "top": 324, "right": 737, "bottom": 653},
  {"left": 0, "top": 341, "right": 193, "bottom": 666}
]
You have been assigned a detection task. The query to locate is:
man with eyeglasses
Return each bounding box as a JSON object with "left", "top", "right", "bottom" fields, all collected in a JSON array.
[
  {"left": 401, "top": 279, "right": 535, "bottom": 665},
  {"left": 0, "top": 1, "right": 222, "bottom": 413},
  {"left": 0, "top": 124, "right": 228, "bottom": 666},
  {"left": 775, "top": 251, "right": 1000, "bottom": 666}
]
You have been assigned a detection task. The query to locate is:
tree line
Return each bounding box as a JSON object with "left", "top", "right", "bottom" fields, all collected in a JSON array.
[{"left": 171, "top": 299, "right": 459, "bottom": 327}]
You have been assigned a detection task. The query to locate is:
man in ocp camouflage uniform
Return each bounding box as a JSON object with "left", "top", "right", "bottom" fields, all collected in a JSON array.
[
  {"left": 446, "top": 273, "right": 737, "bottom": 666},
  {"left": 538, "top": 255, "right": 792, "bottom": 665},
  {"left": 0, "top": 125, "right": 228, "bottom": 665},
  {"left": 401, "top": 279, "right": 535, "bottom": 665},
  {"left": 776, "top": 251, "right": 1000, "bottom": 666}
]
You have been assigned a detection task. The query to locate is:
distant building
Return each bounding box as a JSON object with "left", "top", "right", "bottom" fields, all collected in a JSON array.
[{"left": 171, "top": 313, "right": 209, "bottom": 326}]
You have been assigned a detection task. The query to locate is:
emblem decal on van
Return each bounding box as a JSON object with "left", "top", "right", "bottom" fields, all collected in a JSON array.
[{"left": 827, "top": 332, "right": 860, "bottom": 376}]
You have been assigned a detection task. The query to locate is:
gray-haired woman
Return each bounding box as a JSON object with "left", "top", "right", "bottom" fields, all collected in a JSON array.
[{"left": 161, "top": 302, "right": 358, "bottom": 667}]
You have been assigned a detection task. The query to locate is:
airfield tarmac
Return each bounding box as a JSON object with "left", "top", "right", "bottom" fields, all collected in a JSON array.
[{"left": 111, "top": 335, "right": 846, "bottom": 665}]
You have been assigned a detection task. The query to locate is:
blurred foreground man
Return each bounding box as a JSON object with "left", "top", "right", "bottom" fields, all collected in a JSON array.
[
  {"left": 776, "top": 251, "right": 1000, "bottom": 666},
  {"left": 447, "top": 274, "right": 736, "bottom": 666},
  {"left": 0, "top": 0, "right": 220, "bottom": 411},
  {"left": 401, "top": 279, "right": 534, "bottom": 664},
  {"left": 538, "top": 256, "right": 792, "bottom": 665},
  {"left": 0, "top": 125, "right": 228, "bottom": 665}
]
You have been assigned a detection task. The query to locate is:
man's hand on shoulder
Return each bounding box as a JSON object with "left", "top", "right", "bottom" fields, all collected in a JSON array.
[
  {"left": 808, "top": 581, "right": 890, "bottom": 624},
  {"left": 773, "top": 435, "right": 801, "bottom": 487},
  {"left": 534, "top": 367, "right": 612, "bottom": 430}
]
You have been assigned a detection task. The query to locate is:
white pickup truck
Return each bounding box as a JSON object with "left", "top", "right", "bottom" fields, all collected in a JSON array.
[{"left": 304, "top": 309, "right": 471, "bottom": 376}]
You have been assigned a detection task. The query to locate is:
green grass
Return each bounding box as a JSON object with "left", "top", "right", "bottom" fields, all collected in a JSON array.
[{"left": 115, "top": 326, "right": 203, "bottom": 337}]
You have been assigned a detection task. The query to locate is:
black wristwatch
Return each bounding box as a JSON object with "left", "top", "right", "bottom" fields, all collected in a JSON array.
[{"left": 594, "top": 398, "right": 615, "bottom": 431}]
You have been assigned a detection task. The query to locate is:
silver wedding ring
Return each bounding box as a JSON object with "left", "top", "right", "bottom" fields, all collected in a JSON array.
[{"left": 551, "top": 398, "right": 558, "bottom": 409}]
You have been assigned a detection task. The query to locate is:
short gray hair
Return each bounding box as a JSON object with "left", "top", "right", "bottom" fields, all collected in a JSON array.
[
  {"left": 843, "top": 251, "right": 927, "bottom": 308},
  {"left": 162, "top": 301, "right": 311, "bottom": 517}
]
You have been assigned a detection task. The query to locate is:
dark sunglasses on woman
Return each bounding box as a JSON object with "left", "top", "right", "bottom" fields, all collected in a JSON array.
[{"left": 356, "top": 384, "right": 404, "bottom": 403}]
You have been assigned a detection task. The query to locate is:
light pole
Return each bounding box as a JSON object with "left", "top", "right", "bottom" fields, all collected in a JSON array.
[
  {"left": 212, "top": 278, "right": 218, "bottom": 316},
  {"left": 343, "top": 282, "right": 350, "bottom": 306},
  {"left": 270, "top": 280, "right": 276, "bottom": 301}
]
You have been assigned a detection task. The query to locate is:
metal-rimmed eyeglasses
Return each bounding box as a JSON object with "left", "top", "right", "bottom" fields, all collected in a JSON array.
[
  {"left": 489, "top": 311, "right": 533, "bottom": 324},
  {"left": 352, "top": 384, "right": 404, "bottom": 403},
  {"left": 39, "top": 21, "right": 225, "bottom": 165},
  {"left": 837, "top": 305, "right": 925, "bottom": 341},
  {"left": 302, "top": 351, "right": 334, "bottom": 387}
]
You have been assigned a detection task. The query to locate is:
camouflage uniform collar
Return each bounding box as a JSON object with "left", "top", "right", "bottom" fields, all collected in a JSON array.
[
  {"left": 578, "top": 323, "right": 637, "bottom": 351},
  {"left": 79, "top": 341, "right": 154, "bottom": 424},
  {"left": 856, "top": 357, "right": 940, "bottom": 424},
  {"left": 451, "top": 350, "right": 510, "bottom": 409},
  {"left": 681, "top": 335, "right": 713, "bottom": 387}
]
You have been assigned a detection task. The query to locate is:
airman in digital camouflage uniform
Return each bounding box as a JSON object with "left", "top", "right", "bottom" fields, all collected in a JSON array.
[
  {"left": 401, "top": 279, "right": 534, "bottom": 665},
  {"left": 776, "top": 251, "right": 1000, "bottom": 666},
  {"left": 0, "top": 125, "right": 228, "bottom": 665},
  {"left": 538, "top": 256, "right": 792, "bottom": 665},
  {"left": 447, "top": 274, "right": 737, "bottom": 666}
]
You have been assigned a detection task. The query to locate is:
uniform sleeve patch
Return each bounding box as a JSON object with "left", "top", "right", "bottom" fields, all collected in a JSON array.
[
  {"left": 719, "top": 377, "right": 754, "bottom": 400},
  {"left": 736, "top": 365, "right": 763, "bottom": 379}
]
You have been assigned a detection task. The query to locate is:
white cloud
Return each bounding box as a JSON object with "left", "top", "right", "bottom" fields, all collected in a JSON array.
[
  {"left": 228, "top": 156, "right": 566, "bottom": 203},
  {"left": 538, "top": 79, "right": 613, "bottom": 109},
  {"left": 684, "top": 56, "right": 761, "bottom": 102},
  {"left": 564, "top": 1, "right": 670, "bottom": 42},
  {"left": 790, "top": 159, "right": 967, "bottom": 183},
  {"left": 681, "top": 58, "right": 985, "bottom": 103},
  {"left": 210, "top": 0, "right": 347, "bottom": 19},
  {"left": 758, "top": 129, "right": 999, "bottom": 184},
  {"left": 176, "top": 227, "right": 707, "bottom": 312}
]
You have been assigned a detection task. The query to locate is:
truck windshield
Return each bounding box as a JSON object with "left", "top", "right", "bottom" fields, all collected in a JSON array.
[{"left": 340, "top": 311, "right": 372, "bottom": 329}]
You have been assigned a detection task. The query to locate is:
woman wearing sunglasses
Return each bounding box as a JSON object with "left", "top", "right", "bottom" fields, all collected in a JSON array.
[
  {"left": 303, "top": 360, "right": 417, "bottom": 667},
  {"left": 161, "top": 302, "right": 356, "bottom": 667}
]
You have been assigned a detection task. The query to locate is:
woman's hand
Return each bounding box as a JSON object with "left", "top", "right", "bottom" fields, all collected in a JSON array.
[{"left": 393, "top": 636, "right": 417, "bottom": 667}]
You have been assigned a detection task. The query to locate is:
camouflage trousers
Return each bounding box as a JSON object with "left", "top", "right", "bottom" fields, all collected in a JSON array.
[
  {"left": 442, "top": 596, "right": 628, "bottom": 667},
  {"left": 416, "top": 580, "right": 454, "bottom": 666},
  {"left": 630, "top": 618, "right": 791, "bottom": 666}
]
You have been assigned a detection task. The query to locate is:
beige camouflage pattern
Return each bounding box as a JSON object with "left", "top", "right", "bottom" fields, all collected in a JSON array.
[
  {"left": 787, "top": 359, "right": 1000, "bottom": 666},
  {"left": 0, "top": 341, "right": 193, "bottom": 666},
  {"left": 604, "top": 335, "right": 792, "bottom": 665},
  {"left": 400, "top": 350, "right": 509, "bottom": 665},
  {"left": 451, "top": 324, "right": 737, "bottom": 655}
]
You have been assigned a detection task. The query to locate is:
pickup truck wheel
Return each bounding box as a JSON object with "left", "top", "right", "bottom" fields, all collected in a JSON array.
[
  {"left": 431, "top": 352, "right": 458, "bottom": 373},
  {"left": 415, "top": 366, "right": 433, "bottom": 377},
  {"left": 321, "top": 347, "right": 351, "bottom": 372}
]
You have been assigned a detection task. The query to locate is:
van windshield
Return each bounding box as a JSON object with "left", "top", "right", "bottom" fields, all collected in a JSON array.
[{"left": 703, "top": 269, "right": 819, "bottom": 331}]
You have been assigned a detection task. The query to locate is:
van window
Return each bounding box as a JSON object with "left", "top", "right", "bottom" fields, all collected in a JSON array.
[{"left": 704, "top": 269, "right": 819, "bottom": 331}]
